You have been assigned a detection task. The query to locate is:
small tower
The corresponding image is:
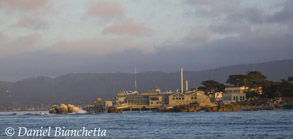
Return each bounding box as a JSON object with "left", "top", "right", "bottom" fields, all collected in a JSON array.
[{"left": 186, "top": 80, "right": 188, "bottom": 92}]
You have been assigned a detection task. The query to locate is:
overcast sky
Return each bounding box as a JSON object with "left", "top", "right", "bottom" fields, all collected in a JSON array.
[{"left": 0, "top": 0, "right": 292, "bottom": 81}]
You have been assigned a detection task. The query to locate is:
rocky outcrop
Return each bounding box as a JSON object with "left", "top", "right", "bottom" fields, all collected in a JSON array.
[
  {"left": 238, "top": 97, "right": 293, "bottom": 111},
  {"left": 155, "top": 105, "right": 203, "bottom": 112},
  {"left": 49, "top": 104, "right": 79, "bottom": 114},
  {"left": 156, "top": 97, "right": 293, "bottom": 113},
  {"left": 206, "top": 104, "right": 240, "bottom": 112},
  {"left": 107, "top": 107, "right": 123, "bottom": 113}
]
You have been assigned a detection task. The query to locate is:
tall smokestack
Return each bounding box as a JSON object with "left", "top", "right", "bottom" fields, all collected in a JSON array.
[
  {"left": 135, "top": 65, "right": 137, "bottom": 91},
  {"left": 186, "top": 80, "right": 188, "bottom": 92},
  {"left": 181, "top": 68, "right": 183, "bottom": 93}
]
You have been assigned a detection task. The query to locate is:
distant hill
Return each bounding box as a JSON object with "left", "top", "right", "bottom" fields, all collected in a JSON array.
[{"left": 0, "top": 59, "right": 293, "bottom": 111}]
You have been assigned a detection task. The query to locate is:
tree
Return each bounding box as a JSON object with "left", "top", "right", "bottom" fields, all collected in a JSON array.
[
  {"left": 226, "top": 74, "right": 247, "bottom": 87},
  {"left": 262, "top": 79, "right": 293, "bottom": 98},
  {"left": 278, "top": 79, "right": 293, "bottom": 97},
  {"left": 200, "top": 80, "right": 225, "bottom": 102},
  {"left": 246, "top": 71, "right": 267, "bottom": 94},
  {"left": 288, "top": 77, "right": 293, "bottom": 82},
  {"left": 262, "top": 80, "right": 278, "bottom": 98}
]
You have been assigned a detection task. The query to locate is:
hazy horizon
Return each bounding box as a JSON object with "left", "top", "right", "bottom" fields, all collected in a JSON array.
[
  {"left": 0, "top": 59, "right": 291, "bottom": 82},
  {"left": 1, "top": 0, "right": 293, "bottom": 81}
]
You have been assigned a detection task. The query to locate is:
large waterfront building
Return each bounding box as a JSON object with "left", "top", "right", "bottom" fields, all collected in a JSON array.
[
  {"left": 87, "top": 68, "right": 211, "bottom": 112},
  {"left": 112, "top": 88, "right": 211, "bottom": 111}
]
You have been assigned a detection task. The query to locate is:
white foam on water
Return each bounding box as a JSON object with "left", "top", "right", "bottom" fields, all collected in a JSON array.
[{"left": 76, "top": 108, "right": 87, "bottom": 114}]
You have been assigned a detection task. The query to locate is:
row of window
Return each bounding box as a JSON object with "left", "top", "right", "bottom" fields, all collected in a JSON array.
[
  {"left": 173, "top": 97, "right": 184, "bottom": 100},
  {"left": 226, "top": 90, "right": 241, "bottom": 93},
  {"left": 172, "top": 101, "right": 193, "bottom": 104},
  {"left": 223, "top": 96, "right": 245, "bottom": 101},
  {"left": 172, "top": 97, "right": 197, "bottom": 100},
  {"left": 150, "top": 97, "right": 159, "bottom": 100},
  {"left": 150, "top": 102, "right": 160, "bottom": 104},
  {"left": 233, "top": 96, "right": 245, "bottom": 101},
  {"left": 128, "top": 100, "right": 147, "bottom": 105}
]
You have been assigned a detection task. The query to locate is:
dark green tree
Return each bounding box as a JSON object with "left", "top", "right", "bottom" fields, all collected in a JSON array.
[
  {"left": 278, "top": 79, "right": 293, "bottom": 97},
  {"left": 262, "top": 81, "right": 279, "bottom": 98},
  {"left": 246, "top": 71, "right": 267, "bottom": 94},
  {"left": 200, "top": 80, "right": 225, "bottom": 102},
  {"left": 226, "top": 74, "right": 247, "bottom": 87},
  {"left": 262, "top": 79, "right": 293, "bottom": 98},
  {"left": 288, "top": 77, "right": 293, "bottom": 82}
]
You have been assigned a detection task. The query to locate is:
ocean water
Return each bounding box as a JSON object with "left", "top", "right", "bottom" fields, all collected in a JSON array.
[{"left": 0, "top": 110, "right": 293, "bottom": 139}]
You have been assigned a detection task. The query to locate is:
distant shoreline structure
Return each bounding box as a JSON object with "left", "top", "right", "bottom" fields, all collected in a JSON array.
[{"left": 83, "top": 68, "right": 293, "bottom": 113}]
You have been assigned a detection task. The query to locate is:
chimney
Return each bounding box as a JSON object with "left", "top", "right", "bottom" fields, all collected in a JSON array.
[
  {"left": 135, "top": 65, "right": 137, "bottom": 92},
  {"left": 186, "top": 80, "right": 188, "bottom": 92},
  {"left": 181, "top": 68, "right": 184, "bottom": 93}
]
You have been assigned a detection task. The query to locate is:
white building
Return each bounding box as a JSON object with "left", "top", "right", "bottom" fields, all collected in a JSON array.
[
  {"left": 214, "top": 92, "right": 223, "bottom": 102},
  {"left": 222, "top": 87, "right": 247, "bottom": 103}
]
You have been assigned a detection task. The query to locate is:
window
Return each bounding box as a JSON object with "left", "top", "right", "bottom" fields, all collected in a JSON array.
[{"left": 150, "top": 97, "right": 159, "bottom": 100}]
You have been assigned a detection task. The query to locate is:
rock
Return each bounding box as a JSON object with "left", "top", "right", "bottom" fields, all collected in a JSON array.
[
  {"left": 188, "top": 107, "right": 195, "bottom": 112},
  {"left": 48, "top": 104, "right": 79, "bottom": 114},
  {"left": 49, "top": 108, "right": 57, "bottom": 114},
  {"left": 108, "top": 107, "right": 123, "bottom": 113}
]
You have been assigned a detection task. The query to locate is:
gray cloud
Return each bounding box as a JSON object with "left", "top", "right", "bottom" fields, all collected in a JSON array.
[
  {"left": 269, "top": 1, "right": 293, "bottom": 26},
  {"left": 1, "top": 25, "right": 292, "bottom": 81},
  {"left": 186, "top": 0, "right": 270, "bottom": 25},
  {"left": 210, "top": 21, "right": 250, "bottom": 34},
  {"left": 50, "top": 36, "right": 157, "bottom": 56},
  {"left": 0, "top": 0, "right": 292, "bottom": 81},
  {"left": 11, "top": 17, "right": 48, "bottom": 30},
  {"left": 0, "top": 33, "right": 41, "bottom": 56},
  {"left": 0, "top": 32, "right": 5, "bottom": 39},
  {"left": 88, "top": 1, "right": 125, "bottom": 19},
  {"left": 0, "top": 0, "right": 50, "bottom": 12},
  {"left": 226, "top": 8, "right": 267, "bottom": 24},
  {"left": 102, "top": 19, "right": 153, "bottom": 36}
]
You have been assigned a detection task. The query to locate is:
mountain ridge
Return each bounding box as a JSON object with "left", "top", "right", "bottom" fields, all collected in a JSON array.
[{"left": 0, "top": 59, "right": 292, "bottom": 110}]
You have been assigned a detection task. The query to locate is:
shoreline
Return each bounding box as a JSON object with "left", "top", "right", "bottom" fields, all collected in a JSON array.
[{"left": 155, "top": 97, "right": 293, "bottom": 113}]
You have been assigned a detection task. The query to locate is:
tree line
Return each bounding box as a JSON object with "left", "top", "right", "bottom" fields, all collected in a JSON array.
[{"left": 197, "top": 71, "right": 293, "bottom": 99}]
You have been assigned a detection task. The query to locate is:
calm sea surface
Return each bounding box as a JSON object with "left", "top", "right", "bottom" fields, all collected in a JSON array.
[{"left": 0, "top": 110, "right": 293, "bottom": 139}]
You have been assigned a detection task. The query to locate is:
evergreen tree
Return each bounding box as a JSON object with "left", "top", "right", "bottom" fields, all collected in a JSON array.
[{"left": 200, "top": 80, "right": 225, "bottom": 102}]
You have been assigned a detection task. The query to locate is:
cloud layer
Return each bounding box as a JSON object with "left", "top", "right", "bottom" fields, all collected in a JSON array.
[
  {"left": 0, "top": 0, "right": 50, "bottom": 12},
  {"left": 88, "top": 1, "right": 125, "bottom": 19},
  {"left": 0, "top": 0, "right": 292, "bottom": 81},
  {"left": 103, "top": 19, "right": 152, "bottom": 36}
]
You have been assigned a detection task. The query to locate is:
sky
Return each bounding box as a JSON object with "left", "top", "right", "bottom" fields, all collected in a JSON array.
[{"left": 0, "top": 0, "right": 293, "bottom": 81}]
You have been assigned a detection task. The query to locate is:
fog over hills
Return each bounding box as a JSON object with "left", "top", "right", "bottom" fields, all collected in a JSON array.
[{"left": 0, "top": 59, "right": 293, "bottom": 110}]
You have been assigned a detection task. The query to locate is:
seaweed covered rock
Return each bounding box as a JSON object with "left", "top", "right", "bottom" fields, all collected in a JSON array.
[
  {"left": 108, "top": 107, "right": 123, "bottom": 113},
  {"left": 163, "top": 105, "right": 202, "bottom": 112},
  {"left": 49, "top": 104, "right": 79, "bottom": 114},
  {"left": 206, "top": 104, "right": 239, "bottom": 112}
]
